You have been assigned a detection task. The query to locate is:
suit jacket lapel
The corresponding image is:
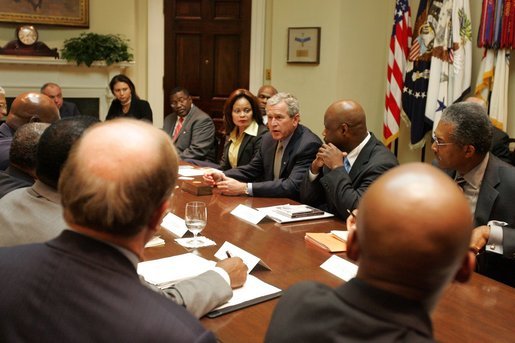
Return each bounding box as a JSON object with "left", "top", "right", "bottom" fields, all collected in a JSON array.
[
  {"left": 475, "top": 158, "right": 500, "bottom": 226},
  {"left": 279, "top": 126, "right": 302, "bottom": 177},
  {"left": 348, "top": 134, "right": 377, "bottom": 180},
  {"left": 238, "top": 133, "right": 253, "bottom": 161}
]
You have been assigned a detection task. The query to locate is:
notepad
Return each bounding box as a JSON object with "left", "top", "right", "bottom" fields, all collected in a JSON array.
[
  {"left": 305, "top": 232, "right": 347, "bottom": 252},
  {"left": 137, "top": 253, "right": 282, "bottom": 317}
]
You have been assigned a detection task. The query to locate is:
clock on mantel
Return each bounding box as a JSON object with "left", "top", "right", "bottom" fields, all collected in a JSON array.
[{"left": 0, "top": 25, "right": 59, "bottom": 58}]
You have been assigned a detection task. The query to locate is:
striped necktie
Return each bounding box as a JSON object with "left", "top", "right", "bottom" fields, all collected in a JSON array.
[
  {"left": 344, "top": 157, "right": 351, "bottom": 173},
  {"left": 455, "top": 176, "right": 467, "bottom": 191},
  {"left": 172, "top": 117, "right": 184, "bottom": 141}
]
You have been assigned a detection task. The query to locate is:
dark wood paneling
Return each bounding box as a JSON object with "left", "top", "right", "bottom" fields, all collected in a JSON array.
[{"left": 164, "top": 0, "right": 251, "bottom": 119}]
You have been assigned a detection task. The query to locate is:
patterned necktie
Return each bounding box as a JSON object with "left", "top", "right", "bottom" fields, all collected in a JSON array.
[
  {"left": 455, "top": 176, "right": 467, "bottom": 191},
  {"left": 273, "top": 142, "right": 284, "bottom": 180},
  {"left": 344, "top": 157, "right": 351, "bottom": 173},
  {"left": 172, "top": 117, "right": 184, "bottom": 141}
]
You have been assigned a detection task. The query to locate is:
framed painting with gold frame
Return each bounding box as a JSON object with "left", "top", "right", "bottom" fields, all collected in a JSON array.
[
  {"left": 287, "top": 27, "right": 321, "bottom": 64},
  {"left": 0, "top": 0, "right": 89, "bottom": 27}
]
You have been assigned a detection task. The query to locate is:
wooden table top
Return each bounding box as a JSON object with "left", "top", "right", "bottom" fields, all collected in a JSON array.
[{"left": 144, "top": 183, "right": 515, "bottom": 343}]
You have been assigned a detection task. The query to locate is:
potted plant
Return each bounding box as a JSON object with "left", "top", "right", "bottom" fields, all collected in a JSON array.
[{"left": 61, "top": 33, "right": 133, "bottom": 67}]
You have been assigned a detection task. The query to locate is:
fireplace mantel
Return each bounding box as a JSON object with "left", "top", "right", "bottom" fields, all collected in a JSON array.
[{"left": 0, "top": 56, "right": 135, "bottom": 120}]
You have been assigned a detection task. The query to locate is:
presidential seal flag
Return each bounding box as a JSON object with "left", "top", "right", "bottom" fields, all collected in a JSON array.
[
  {"left": 402, "top": 0, "right": 440, "bottom": 148},
  {"left": 383, "top": 0, "right": 412, "bottom": 147}
]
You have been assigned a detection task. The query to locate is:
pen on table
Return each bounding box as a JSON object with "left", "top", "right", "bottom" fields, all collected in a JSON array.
[
  {"left": 226, "top": 251, "right": 232, "bottom": 258},
  {"left": 346, "top": 209, "right": 356, "bottom": 218}
]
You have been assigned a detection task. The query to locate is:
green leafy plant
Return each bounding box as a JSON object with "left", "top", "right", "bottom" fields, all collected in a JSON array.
[{"left": 61, "top": 33, "right": 133, "bottom": 67}]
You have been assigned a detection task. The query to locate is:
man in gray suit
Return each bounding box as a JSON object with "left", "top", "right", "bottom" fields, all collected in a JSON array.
[
  {"left": 163, "top": 87, "right": 216, "bottom": 162},
  {"left": 41, "top": 82, "right": 82, "bottom": 118},
  {"left": 0, "top": 116, "right": 98, "bottom": 247},
  {"left": 300, "top": 100, "right": 398, "bottom": 220},
  {"left": 433, "top": 102, "right": 515, "bottom": 286}
]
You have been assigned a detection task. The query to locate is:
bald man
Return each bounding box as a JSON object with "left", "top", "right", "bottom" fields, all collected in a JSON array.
[
  {"left": 465, "top": 96, "right": 511, "bottom": 164},
  {"left": 0, "top": 92, "right": 60, "bottom": 170},
  {"left": 266, "top": 163, "right": 475, "bottom": 342},
  {"left": 300, "top": 100, "right": 398, "bottom": 219},
  {"left": 0, "top": 119, "right": 244, "bottom": 342},
  {"left": 41, "top": 82, "right": 82, "bottom": 118},
  {"left": 256, "top": 85, "right": 278, "bottom": 124}
]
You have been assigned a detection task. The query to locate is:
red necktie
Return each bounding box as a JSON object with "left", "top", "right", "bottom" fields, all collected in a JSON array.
[{"left": 172, "top": 117, "right": 184, "bottom": 141}]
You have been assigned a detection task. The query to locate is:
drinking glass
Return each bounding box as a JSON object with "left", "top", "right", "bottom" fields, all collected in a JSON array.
[{"left": 184, "top": 201, "right": 207, "bottom": 248}]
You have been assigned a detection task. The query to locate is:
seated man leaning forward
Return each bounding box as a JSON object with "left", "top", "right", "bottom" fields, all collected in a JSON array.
[
  {"left": 204, "top": 92, "right": 322, "bottom": 201},
  {"left": 0, "top": 119, "right": 246, "bottom": 342},
  {"left": 265, "top": 163, "right": 475, "bottom": 343},
  {"left": 433, "top": 101, "right": 515, "bottom": 287},
  {"left": 300, "top": 100, "right": 398, "bottom": 220}
]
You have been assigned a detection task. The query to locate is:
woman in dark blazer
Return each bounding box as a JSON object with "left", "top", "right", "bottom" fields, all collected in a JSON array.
[
  {"left": 219, "top": 89, "right": 268, "bottom": 170},
  {"left": 106, "top": 74, "right": 153, "bottom": 122}
]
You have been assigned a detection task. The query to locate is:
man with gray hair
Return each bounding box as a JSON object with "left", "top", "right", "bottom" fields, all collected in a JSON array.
[
  {"left": 0, "top": 122, "right": 49, "bottom": 198},
  {"left": 41, "top": 82, "right": 81, "bottom": 118},
  {"left": 432, "top": 101, "right": 515, "bottom": 286},
  {"left": 204, "top": 92, "right": 322, "bottom": 200}
]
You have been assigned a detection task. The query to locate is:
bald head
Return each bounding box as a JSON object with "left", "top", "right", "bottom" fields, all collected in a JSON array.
[
  {"left": 323, "top": 100, "right": 367, "bottom": 151},
  {"left": 6, "top": 92, "right": 60, "bottom": 130},
  {"left": 353, "top": 163, "right": 472, "bottom": 303},
  {"left": 59, "top": 119, "right": 179, "bottom": 237}
]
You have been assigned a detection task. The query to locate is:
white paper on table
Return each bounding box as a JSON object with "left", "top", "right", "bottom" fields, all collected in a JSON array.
[
  {"left": 320, "top": 255, "right": 358, "bottom": 281},
  {"left": 330, "top": 230, "right": 349, "bottom": 242},
  {"left": 137, "top": 253, "right": 216, "bottom": 288},
  {"left": 161, "top": 212, "right": 188, "bottom": 237},
  {"left": 214, "top": 241, "right": 271, "bottom": 272},
  {"left": 230, "top": 204, "right": 267, "bottom": 225},
  {"left": 145, "top": 236, "right": 165, "bottom": 248},
  {"left": 178, "top": 176, "right": 194, "bottom": 180},
  {"left": 213, "top": 275, "right": 281, "bottom": 310},
  {"left": 178, "top": 166, "right": 206, "bottom": 177},
  {"left": 257, "top": 205, "right": 334, "bottom": 223},
  {"left": 175, "top": 236, "right": 216, "bottom": 248}
]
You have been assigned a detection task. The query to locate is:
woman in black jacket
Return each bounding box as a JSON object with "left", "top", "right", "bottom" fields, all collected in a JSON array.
[{"left": 106, "top": 74, "right": 153, "bottom": 122}]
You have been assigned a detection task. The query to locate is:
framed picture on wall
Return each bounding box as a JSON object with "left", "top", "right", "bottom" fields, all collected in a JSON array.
[
  {"left": 0, "top": 0, "right": 89, "bottom": 27},
  {"left": 287, "top": 27, "right": 321, "bottom": 64}
]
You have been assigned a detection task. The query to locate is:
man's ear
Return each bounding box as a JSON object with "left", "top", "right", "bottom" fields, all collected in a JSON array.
[
  {"left": 148, "top": 199, "right": 170, "bottom": 235},
  {"left": 346, "top": 229, "right": 360, "bottom": 262},
  {"left": 454, "top": 250, "right": 475, "bottom": 283},
  {"left": 463, "top": 144, "right": 476, "bottom": 158}
]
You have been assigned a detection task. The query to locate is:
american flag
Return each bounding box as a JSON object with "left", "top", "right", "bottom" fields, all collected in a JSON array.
[{"left": 383, "top": 0, "right": 412, "bottom": 147}]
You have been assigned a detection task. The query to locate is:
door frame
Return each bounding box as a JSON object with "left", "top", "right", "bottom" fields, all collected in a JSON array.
[{"left": 147, "top": 0, "right": 266, "bottom": 128}]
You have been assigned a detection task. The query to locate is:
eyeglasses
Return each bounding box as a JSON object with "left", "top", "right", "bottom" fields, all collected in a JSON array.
[{"left": 432, "top": 134, "right": 453, "bottom": 148}]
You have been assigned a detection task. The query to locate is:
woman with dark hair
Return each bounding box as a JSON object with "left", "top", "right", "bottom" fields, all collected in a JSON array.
[
  {"left": 106, "top": 74, "right": 153, "bottom": 122},
  {"left": 219, "top": 88, "right": 268, "bottom": 170}
]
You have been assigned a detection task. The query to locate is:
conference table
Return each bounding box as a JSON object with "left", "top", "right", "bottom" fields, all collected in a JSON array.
[{"left": 144, "top": 176, "right": 515, "bottom": 343}]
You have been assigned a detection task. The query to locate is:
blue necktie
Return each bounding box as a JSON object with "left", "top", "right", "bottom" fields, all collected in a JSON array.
[{"left": 344, "top": 157, "right": 351, "bottom": 173}]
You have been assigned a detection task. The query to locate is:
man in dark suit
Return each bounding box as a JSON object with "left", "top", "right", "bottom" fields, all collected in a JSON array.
[
  {"left": 433, "top": 102, "right": 515, "bottom": 286},
  {"left": 300, "top": 100, "right": 398, "bottom": 219},
  {"left": 204, "top": 92, "right": 322, "bottom": 201},
  {"left": 163, "top": 87, "right": 216, "bottom": 162},
  {"left": 265, "top": 163, "right": 475, "bottom": 342},
  {"left": 0, "top": 92, "right": 60, "bottom": 170},
  {"left": 41, "top": 82, "right": 82, "bottom": 118},
  {"left": 256, "top": 84, "right": 278, "bottom": 124},
  {"left": 0, "top": 120, "right": 245, "bottom": 342},
  {"left": 0, "top": 122, "right": 48, "bottom": 198}
]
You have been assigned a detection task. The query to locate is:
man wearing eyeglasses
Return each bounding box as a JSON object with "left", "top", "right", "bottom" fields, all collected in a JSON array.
[
  {"left": 433, "top": 101, "right": 515, "bottom": 287},
  {"left": 299, "top": 100, "right": 398, "bottom": 220},
  {"left": 163, "top": 87, "right": 216, "bottom": 163},
  {"left": 0, "top": 87, "right": 8, "bottom": 121}
]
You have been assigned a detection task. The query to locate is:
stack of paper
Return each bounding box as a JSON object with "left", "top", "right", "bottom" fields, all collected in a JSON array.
[{"left": 137, "top": 253, "right": 282, "bottom": 317}]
